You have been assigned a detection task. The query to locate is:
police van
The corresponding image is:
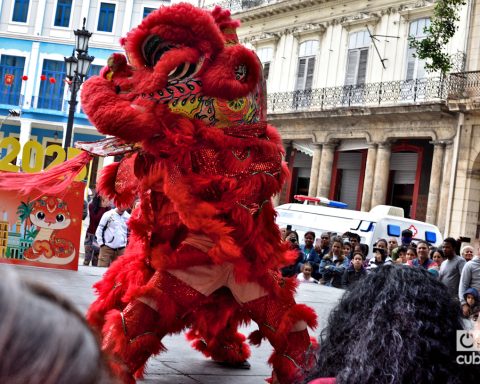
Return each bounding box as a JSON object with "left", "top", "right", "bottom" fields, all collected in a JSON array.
[{"left": 275, "top": 195, "right": 443, "bottom": 259}]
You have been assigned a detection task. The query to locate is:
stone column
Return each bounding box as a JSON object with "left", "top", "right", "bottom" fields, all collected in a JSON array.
[
  {"left": 371, "top": 142, "right": 392, "bottom": 208},
  {"left": 437, "top": 141, "right": 454, "bottom": 233},
  {"left": 33, "top": 0, "right": 47, "bottom": 35},
  {"left": 80, "top": 0, "right": 92, "bottom": 23},
  {"left": 360, "top": 143, "right": 378, "bottom": 212},
  {"left": 122, "top": 0, "right": 135, "bottom": 36},
  {"left": 308, "top": 144, "right": 322, "bottom": 197},
  {"left": 22, "top": 42, "right": 40, "bottom": 109},
  {"left": 426, "top": 141, "right": 446, "bottom": 224},
  {"left": 16, "top": 120, "right": 32, "bottom": 167},
  {"left": 316, "top": 142, "right": 336, "bottom": 198}
]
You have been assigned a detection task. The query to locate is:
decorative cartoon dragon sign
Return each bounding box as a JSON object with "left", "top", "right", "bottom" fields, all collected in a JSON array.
[{"left": 0, "top": 3, "right": 318, "bottom": 383}]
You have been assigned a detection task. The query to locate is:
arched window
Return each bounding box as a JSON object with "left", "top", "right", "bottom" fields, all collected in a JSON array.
[
  {"left": 345, "top": 30, "right": 370, "bottom": 86},
  {"left": 295, "top": 40, "right": 319, "bottom": 91},
  {"left": 406, "top": 18, "right": 430, "bottom": 80}
]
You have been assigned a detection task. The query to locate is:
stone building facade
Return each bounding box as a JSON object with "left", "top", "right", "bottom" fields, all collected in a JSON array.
[{"left": 206, "top": 0, "right": 480, "bottom": 243}]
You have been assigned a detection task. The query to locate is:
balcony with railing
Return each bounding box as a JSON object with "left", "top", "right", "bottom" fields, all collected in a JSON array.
[
  {"left": 266, "top": 72, "right": 480, "bottom": 114},
  {"left": 205, "top": 0, "right": 277, "bottom": 12}
]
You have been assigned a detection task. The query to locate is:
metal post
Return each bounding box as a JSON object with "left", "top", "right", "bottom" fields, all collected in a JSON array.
[{"left": 64, "top": 77, "right": 78, "bottom": 150}]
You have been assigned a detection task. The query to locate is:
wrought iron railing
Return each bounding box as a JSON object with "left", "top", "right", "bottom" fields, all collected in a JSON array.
[
  {"left": 205, "top": 0, "right": 275, "bottom": 12},
  {"left": 267, "top": 72, "right": 480, "bottom": 114},
  {"left": 448, "top": 71, "right": 480, "bottom": 99}
]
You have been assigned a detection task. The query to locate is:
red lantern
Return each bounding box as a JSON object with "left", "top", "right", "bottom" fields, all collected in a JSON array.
[
  {"left": 4, "top": 74, "right": 14, "bottom": 86},
  {"left": 49, "top": 77, "right": 56, "bottom": 84},
  {"left": 22, "top": 75, "right": 28, "bottom": 81},
  {"left": 40, "top": 75, "right": 47, "bottom": 81}
]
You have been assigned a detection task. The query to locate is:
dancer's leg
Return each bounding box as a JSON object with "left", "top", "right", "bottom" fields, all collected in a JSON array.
[
  {"left": 101, "top": 271, "right": 206, "bottom": 383},
  {"left": 240, "top": 276, "right": 317, "bottom": 384},
  {"left": 186, "top": 290, "right": 250, "bottom": 366}
]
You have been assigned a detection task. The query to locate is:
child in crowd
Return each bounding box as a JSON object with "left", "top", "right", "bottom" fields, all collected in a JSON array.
[
  {"left": 367, "top": 247, "right": 393, "bottom": 271},
  {"left": 395, "top": 246, "right": 408, "bottom": 264},
  {"left": 342, "top": 242, "right": 352, "bottom": 260},
  {"left": 406, "top": 246, "right": 417, "bottom": 261},
  {"left": 463, "top": 287, "right": 480, "bottom": 322},
  {"left": 342, "top": 252, "right": 367, "bottom": 289},
  {"left": 297, "top": 262, "right": 318, "bottom": 284}
]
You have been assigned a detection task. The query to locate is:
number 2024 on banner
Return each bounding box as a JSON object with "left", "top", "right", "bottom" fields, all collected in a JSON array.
[{"left": 0, "top": 137, "right": 87, "bottom": 180}]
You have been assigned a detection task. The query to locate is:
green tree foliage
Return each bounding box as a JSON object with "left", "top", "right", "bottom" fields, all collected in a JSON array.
[{"left": 409, "top": 0, "right": 466, "bottom": 74}]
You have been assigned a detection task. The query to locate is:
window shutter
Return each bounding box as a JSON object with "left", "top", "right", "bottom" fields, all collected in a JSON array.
[
  {"left": 295, "top": 58, "right": 307, "bottom": 90},
  {"left": 304, "top": 57, "right": 315, "bottom": 90},
  {"left": 263, "top": 62, "right": 270, "bottom": 80},
  {"left": 406, "top": 47, "right": 416, "bottom": 81},
  {"left": 345, "top": 50, "right": 359, "bottom": 86},
  {"left": 357, "top": 48, "right": 368, "bottom": 85}
]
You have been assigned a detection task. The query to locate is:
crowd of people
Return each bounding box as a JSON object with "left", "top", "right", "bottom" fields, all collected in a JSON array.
[{"left": 281, "top": 227, "right": 480, "bottom": 322}]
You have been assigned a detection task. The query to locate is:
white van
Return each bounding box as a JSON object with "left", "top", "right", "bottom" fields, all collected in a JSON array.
[{"left": 275, "top": 197, "right": 443, "bottom": 259}]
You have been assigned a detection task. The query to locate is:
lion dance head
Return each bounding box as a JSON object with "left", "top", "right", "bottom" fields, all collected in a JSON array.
[{"left": 81, "top": 3, "right": 266, "bottom": 154}]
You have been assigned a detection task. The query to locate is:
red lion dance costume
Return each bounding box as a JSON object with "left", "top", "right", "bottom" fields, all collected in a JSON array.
[{"left": 0, "top": 4, "right": 317, "bottom": 383}]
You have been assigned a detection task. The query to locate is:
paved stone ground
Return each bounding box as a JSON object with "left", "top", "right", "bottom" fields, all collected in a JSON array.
[{"left": 0, "top": 263, "right": 344, "bottom": 384}]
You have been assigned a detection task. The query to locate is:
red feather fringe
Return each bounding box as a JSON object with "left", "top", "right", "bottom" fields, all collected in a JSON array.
[{"left": 0, "top": 151, "right": 92, "bottom": 197}]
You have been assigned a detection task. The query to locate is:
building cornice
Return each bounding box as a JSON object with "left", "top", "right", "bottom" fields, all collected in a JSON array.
[
  {"left": 238, "top": 0, "right": 338, "bottom": 22},
  {"left": 0, "top": 32, "right": 121, "bottom": 52}
]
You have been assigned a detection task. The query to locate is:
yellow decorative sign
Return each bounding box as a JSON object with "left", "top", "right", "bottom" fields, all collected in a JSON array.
[{"left": 0, "top": 137, "right": 87, "bottom": 180}]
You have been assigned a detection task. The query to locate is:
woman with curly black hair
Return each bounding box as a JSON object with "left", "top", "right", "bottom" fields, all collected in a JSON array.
[{"left": 306, "top": 265, "right": 480, "bottom": 384}]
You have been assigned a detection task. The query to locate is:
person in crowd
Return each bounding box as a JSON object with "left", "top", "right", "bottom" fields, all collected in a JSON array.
[
  {"left": 279, "top": 227, "right": 288, "bottom": 241},
  {"left": 0, "top": 269, "right": 114, "bottom": 384},
  {"left": 342, "top": 241, "right": 351, "bottom": 260},
  {"left": 84, "top": 193, "right": 111, "bottom": 266},
  {"left": 301, "top": 231, "right": 322, "bottom": 279},
  {"left": 391, "top": 229, "right": 414, "bottom": 260},
  {"left": 461, "top": 245, "right": 475, "bottom": 262},
  {"left": 319, "top": 237, "right": 349, "bottom": 288},
  {"left": 400, "top": 228, "right": 413, "bottom": 246},
  {"left": 316, "top": 232, "right": 331, "bottom": 258},
  {"left": 461, "top": 287, "right": 480, "bottom": 322},
  {"left": 430, "top": 248, "right": 445, "bottom": 268},
  {"left": 348, "top": 233, "right": 360, "bottom": 253},
  {"left": 407, "top": 241, "right": 439, "bottom": 277},
  {"left": 367, "top": 247, "right": 393, "bottom": 271},
  {"left": 305, "top": 265, "right": 480, "bottom": 384},
  {"left": 95, "top": 206, "right": 131, "bottom": 267},
  {"left": 459, "top": 247, "right": 480, "bottom": 316},
  {"left": 394, "top": 246, "right": 408, "bottom": 264},
  {"left": 387, "top": 237, "right": 398, "bottom": 257},
  {"left": 406, "top": 246, "right": 417, "bottom": 262},
  {"left": 341, "top": 252, "right": 366, "bottom": 289},
  {"left": 353, "top": 243, "right": 369, "bottom": 267},
  {"left": 439, "top": 237, "right": 466, "bottom": 298},
  {"left": 374, "top": 238, "right": 388, "bottom": 252},
  {"left": 297, "top": 262, "right": 318, "bottom": 284},
  {"left": 280, "top": 230, "right": 305, "bottom": 277}
]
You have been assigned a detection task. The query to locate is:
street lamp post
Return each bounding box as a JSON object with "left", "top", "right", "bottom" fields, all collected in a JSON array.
[{"left": 63, "top": 18, "right": 94, "bottom": 150}]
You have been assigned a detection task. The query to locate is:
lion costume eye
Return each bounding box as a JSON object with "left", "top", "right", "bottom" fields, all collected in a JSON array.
[
  {"left": 142, "top": 35, "right": 176, "bottom": 67},
  {"left": 167, "top": 58, "right": 204, "bottom": 81},
  {"left": 36, "top": 211, "right": 45, "bottom": 220}
]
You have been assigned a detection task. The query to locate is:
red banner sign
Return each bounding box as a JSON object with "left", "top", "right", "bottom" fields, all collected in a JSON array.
[{"left": 0, "top": 181, "right": 84, "bottom": 270}]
